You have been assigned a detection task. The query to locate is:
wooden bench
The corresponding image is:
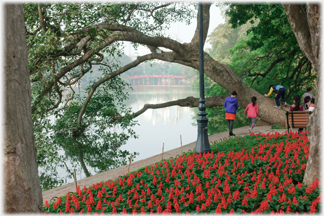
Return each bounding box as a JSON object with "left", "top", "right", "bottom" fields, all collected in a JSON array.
[{"left": 286, "top": 111, "right": 313, "bottom": 133}]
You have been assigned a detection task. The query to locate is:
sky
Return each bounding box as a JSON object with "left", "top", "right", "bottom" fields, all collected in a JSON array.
[{"left": 124, "top": 4, "right": 225, "bottom": 56}]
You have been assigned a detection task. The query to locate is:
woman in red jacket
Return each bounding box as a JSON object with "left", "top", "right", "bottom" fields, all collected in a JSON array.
[{"left": 244, "top": 96, "right": 259, "bottom": 133}]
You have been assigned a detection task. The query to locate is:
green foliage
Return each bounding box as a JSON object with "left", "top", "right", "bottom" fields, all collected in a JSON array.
[
  {"left": 204, "top": 3, "right": 317, "bottom": 132},
  {"left": 271, "top": 124, "right": 281, "bottom": 129},
  {"left": 25, "top": 2, "right": 196, "bottom": 167}
]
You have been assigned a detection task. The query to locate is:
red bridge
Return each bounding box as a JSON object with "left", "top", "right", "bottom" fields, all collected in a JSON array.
[{"left": 130, "top": 75, "right": 185, "bottom": 85}]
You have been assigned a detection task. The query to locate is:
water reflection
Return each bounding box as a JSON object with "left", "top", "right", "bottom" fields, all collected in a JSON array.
[
  {"left": 39, "top": 86, "right": 199, "bottom": 191},
  {"left": 39, "top": 133, "right": 136, "bottom": 191}
]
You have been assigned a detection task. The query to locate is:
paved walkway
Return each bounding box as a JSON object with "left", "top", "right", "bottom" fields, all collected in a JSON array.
[{"left": 42, "top": 125, "right": 287, "bottom": 203}]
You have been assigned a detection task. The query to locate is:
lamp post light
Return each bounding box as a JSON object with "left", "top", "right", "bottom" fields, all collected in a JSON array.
[{"left": 195, "top": 3, "right": 211, "bottom": 154}]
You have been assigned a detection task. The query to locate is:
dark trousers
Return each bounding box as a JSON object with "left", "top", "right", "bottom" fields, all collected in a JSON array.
[
  {"left": 275, "top": 88, "right": 286, "bottom": 106},
  {"left": 228, "top": 120, "right": 234, "bottom": 134}
]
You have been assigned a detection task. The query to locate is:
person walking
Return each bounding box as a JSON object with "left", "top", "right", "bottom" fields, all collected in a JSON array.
[
  {"left": 224, "top": 91, "right": 239, "bottom": 136},
  {"left": 290, "top": 95, "right": 304, "bottom": 134},
  {"left": 244, "top": 96, "right": 259, "bottom": 133},
  {"left": 302, "top": 87, "right": 313, "bottom": 107},
  {"left": 264, "top": 84, "right": 287, "bottom": 108}
]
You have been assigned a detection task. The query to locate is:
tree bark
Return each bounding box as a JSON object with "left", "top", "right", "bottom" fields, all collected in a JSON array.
[
  {"left": 4, "top": 4, "right": 43, "bottom": 212},
  {"left": 283, "top": 3, "right": 321, "bottom": 187},
  {"left": 133, "top": 95, "right": 228, "bottom": 118}
]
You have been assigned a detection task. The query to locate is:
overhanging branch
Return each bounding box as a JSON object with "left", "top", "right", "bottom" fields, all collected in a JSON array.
[{"left": 133, "top": 95, "right": 228, "bottom": 118}]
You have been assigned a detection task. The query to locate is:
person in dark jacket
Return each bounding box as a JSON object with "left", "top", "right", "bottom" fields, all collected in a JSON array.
[
  {"left": 264, "top": 84, "right": 287, "bottom": 108},
  {"left": 224, "top": 91, "right": 239, "bottom": 136}
]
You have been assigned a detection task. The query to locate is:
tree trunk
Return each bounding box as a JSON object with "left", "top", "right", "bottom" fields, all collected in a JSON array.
[
  {"left": 283, "top": 3, "right": 321, "bottom": 186},
  {"left": 4, "top": 4, "right": 43, "bottom": 212}
]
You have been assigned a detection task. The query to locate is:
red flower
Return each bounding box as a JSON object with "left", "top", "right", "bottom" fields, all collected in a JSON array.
[
  {"left": 288, "top": 185, "right": 296, "bottom": 194},
  {"left": 215, "top": 203, "right": 222, "bottom": 214},
  {"left": 293, "top": 196, "right": 299, "bottom": 205},
  {"left": 146, "top": 187, "right": 151, "bottom": 195},
  {"left": 233, "top": 190, "right": 240, "bottom": 201},
  {"left": 157, "top": 205, "right": 162, "bottom": 213},
  {"left": 306, "top": 187, "right": 313, "bottom": 194},
  {"left": 141, "top": 206, "right": 145, "bottom": 214},
  {"left": 147, "top": 200, "right": 153, "bottom": 209},
  {"left": 223, "top": 184, "right": 231, "bottom": 194},
  {"left": 242, "top": 197, "right": 248, "bottom": 206},
  {"left": 226, "top": 194, "right": 232, "bottom": 204},
  {"left": 133, "top": 191, "right": 139, "bottom": 199},
  {"left": 221, "top": 196, "right": 227, "bottom": 209},
  {"left": 152, "top": 175, "right": 157, "bottom": 185},
  {"left": 53, "top": 203, "right": 58, "bottom": 209},
  {"left": 260, "top": 200, "right": 269, "bottom": 212},
  {"left": 286, "top": 206, "right": 291, "bottom": 213},
  {"left": 188, "top": 191, "right": 194, "bottom": 204},
  {"left": 55, "top": 196, "right": 62, "bottom": 206},
  {"left": 44, "top": 201, "right": 50, "bottom": 208},
  {"left": 97, "top": 190, "right": 103, "bottom": 198},
  {"left": 87, "top": 204, "right": 92, "bottom": 213},
  {"left": 150, "top": 194, "right": 155, "bottom": 202}
]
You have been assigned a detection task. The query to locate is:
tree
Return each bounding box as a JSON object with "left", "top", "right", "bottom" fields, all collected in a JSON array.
[
  {"left": 282, "top": 3, "right": 321, "bottom": 187},
  {"left": 26, "top": 2, "right": 290, "bottom": 133},
  {"left": 4, "top": 4, "right": 42, "bottom": 212},
  {"left": 224, "top": 4, "right": 316, "bottom": 101}
]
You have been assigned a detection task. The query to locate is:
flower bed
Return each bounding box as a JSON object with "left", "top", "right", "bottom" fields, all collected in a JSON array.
[{"left": 43, "top": 131, "right": 321, "bottom": 214}]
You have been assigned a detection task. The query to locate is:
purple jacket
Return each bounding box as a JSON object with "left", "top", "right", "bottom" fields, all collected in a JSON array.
[{"left": 224, "top": 96, "right": 239, "bottom": 114}]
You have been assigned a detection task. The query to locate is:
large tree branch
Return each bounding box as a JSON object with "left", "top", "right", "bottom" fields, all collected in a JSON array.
[
  {"left": 133, "top": 95, "right": 228, "bottom": 118},
  {"left": 190, "top": 3, "right": 211, "bottom": 48},
  {"left": 32, "top": 30, "right": 190, "bottom": 114},
  {"left": 250, "top": 57, "right": 286, "bottom": 84}
]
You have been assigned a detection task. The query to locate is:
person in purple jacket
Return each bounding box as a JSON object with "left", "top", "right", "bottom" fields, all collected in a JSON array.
[{"left": 224, "top": 91, "right": 239, "bottom": 136}]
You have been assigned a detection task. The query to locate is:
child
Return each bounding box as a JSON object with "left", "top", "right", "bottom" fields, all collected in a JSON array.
[
  {"left": 224, "top": 91, "right": 239, "bottom": 136},
  {"left": 309, "top": 98, "right": 315, "bottom": 111},
  {"left": 304, "top": 96, "right": 311, "bottom": 110},
  {"left": 244, "top": 96, "right": 259, "bottom": 133},
  {"left": 290, "top": 95, "right": 304, "bottom": 134}
]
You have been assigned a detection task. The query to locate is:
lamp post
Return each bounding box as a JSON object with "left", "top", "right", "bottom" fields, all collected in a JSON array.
[{"left": 195, "top": 3, "right": 211, "bottom": 154}]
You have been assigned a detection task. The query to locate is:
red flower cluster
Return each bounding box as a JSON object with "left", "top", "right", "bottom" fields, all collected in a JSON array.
[{"left": 43, "top": 131, "right": 320, "bottom": 214}]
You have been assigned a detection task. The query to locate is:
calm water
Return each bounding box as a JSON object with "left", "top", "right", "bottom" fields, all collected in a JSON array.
[
  {"left": 119, "top": 86, "right": 200, "bottom": 162},
  {"left": 39, "top": 86, "right": 200, "bottom": 191}
]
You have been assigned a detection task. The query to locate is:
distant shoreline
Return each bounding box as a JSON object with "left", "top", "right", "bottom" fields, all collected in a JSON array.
[{"left": 131, "top": 84, "right": 194, "bottom": 88}]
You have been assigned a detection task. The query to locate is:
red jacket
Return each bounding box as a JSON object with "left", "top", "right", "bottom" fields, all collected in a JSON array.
[{"left": 244, "top": 103, "right": 259, "bottom": 118}]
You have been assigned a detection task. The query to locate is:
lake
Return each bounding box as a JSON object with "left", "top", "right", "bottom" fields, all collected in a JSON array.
[{"left": 39, "top": 85, "right": 200, "bottom": 191}]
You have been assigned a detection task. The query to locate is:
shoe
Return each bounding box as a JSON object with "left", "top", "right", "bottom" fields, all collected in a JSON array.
[
  {"left": 284, "top": 102, "right": 288, "bottom": 107},
  {"left": 230, "top": 133, "right": 236, "bottom": 137},
  {"left": 249, "top": 127, "right": 252, "bottom": 133},
  {"left": 274, "top": 106, "right": 281, "bottom": 109}
]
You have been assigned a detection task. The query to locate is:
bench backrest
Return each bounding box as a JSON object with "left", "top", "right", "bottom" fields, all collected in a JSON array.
[{"left": 286, "top": 111, "right": 313, "bottom": 129}]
